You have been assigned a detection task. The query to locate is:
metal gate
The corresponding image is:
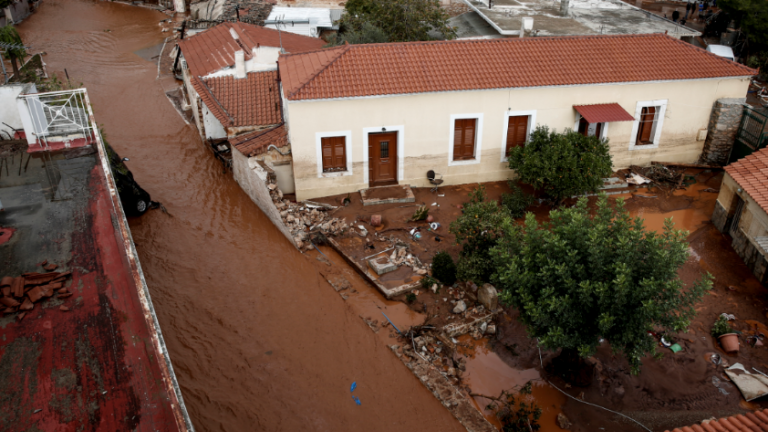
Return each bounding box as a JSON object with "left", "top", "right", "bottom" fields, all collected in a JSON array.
[{"left": 729, "top": 107, "right": 768, "bottom": 164}]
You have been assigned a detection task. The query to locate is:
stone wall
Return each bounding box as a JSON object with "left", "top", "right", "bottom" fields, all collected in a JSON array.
[
  {"left": 231, "top": 149, "right": 296, "bottom": 247},
  {"left": 730, "top": 224, "right": 768, "bottom": 284},
  {"left": 699, "top": 98, "right": 746, "bottom": 166},
  {"left": 712, "top": 200, "right": 729, "bottom": 232}
]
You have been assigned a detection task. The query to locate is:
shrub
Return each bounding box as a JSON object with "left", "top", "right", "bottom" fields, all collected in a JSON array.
[
  {"left": 431, "top": 251, "right": 457, "bottom": 286},
  {"left": 501, "top": 180, "right": 535, "bottom": 219},
  {"left": 420, "top": 275, "right": 439, "bottom": 291},
  {"left": 711, "top": 316, "right": 733, "bottom": 338}
]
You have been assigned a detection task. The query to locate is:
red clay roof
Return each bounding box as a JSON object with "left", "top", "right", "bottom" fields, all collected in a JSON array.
[
  {"left": 574, "top": 103, "right": 635, "bottom": 123},
  {"left": 278, "top": 34, "right": 756, "bottom": 101},
  {"left": 191, "top": 70, "right": 281, "bottom": 128},
  {"left": 230, "top": 123, "right": 288, "bottom": 156},
  {"left": 726, "top": 147, "right": 768, "bottom": 214},
  {"left": 178, "top": 22, "right": 325, "bottom": 77},
  {"left": 664, "top": 409, "right": 768, "bottom": 432}
]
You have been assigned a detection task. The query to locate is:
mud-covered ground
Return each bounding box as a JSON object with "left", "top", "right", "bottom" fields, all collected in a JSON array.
[{"left": 321, "top": 170, "right": 768, "bottom": 431}]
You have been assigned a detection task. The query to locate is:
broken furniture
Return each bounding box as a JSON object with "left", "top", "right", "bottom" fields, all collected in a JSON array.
[{"left": 427, "top": 170, "right": 443, "bottom": 193}]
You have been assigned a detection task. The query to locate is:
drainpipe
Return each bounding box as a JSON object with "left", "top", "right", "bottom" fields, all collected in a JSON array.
[{"left": 560, "top": 0, "right": 569, "bottom": 16}]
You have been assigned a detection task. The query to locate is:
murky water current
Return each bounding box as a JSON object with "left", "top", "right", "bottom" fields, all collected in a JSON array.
[{"left": 17, "top": 2, "right": 466, "bottom": 431}]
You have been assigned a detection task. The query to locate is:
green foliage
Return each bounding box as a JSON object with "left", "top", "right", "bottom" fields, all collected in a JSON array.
[
  {"left": 0, "top": 25, "right": 25, "bottom": 61},
  {"left": 325, "top": 22, "right": 389, "bottom": 46},
  {"left": 493, "top": 194, "right": 712, "bottom": 374},
  {"left": 747, "top": 54, "right": 768, "bottom": 80},
  {"left": 450, "top": 185, "right": 516, "bottom": 284},
  {"left": 411, "top": 204, "right": 429, "bottom": 221},
  {"left": 711, "top": 316, "right": 733, "bottom": 338},
  {"left": 339, "top": 0, "right": 455, "bottom": 43},
  {"left": 420, "top": 275, "right": 439, "bottom": 291},
  {"left": 507, "top": 126, "right": 613, "bottom": 204},
  {"left": 485, "top": 382, "right": 542, "bottom": 432},
  {"left": 719, "top": 0, "right": 768, "bottom": 49},
  {"left": 405, "top": 292, "right": 417, "bottom": 303},
  {"left": 431, "top": 251, "right": 457, "bottom": 286},
  {"left": 501, "top": 180, "right": 535, "bottom": 219}
]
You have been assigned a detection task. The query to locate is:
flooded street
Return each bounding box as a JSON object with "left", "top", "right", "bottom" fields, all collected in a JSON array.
[{"left": 16, "top": 1, "right": 466, "bottom": 431}]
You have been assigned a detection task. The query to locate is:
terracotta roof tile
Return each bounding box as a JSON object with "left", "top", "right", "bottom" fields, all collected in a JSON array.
[
  {"left": 179, "top": 22, "right": 325, "bottom": 77},
  {"left": 277, "top": 34, "right": 756, "bottom": 101},
  {"left": 726, "top": 147, "right": 768, "bottom": 214},
  {"left": 666, "top": 409, "right": 768, "bottom": 432},
  {"left": 191, "top": 70, "right": 281, "bottom": 128},
  {"left": 230, "top": 123, "right": 288, "bottom": 157},
  {"left": 574, "top": 103, "right": 635, "bottom": 123}
]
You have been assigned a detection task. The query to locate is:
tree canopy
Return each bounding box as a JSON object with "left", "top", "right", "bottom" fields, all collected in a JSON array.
[
  {"left": 718, "top": 0, "right": 768, "bottom": 49},
  {"left": 507, "top": 126, "right": 612, "bottom": 204},
  {"left": 491, "top": 195, "right": 711, "bottom": 373},
  {"left": 338, "top": 0, "right": 455, "bottom": 43}
]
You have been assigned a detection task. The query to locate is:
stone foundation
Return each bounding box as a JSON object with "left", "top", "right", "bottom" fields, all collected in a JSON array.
[
  {"left": 699, "top": 98, "right": 746, "bottom": 165},
  {"left": 729, "top": 226, "right": 768, "bottom": 284},
  {"left": 712, "top": 200, "right": 729, "bottom": 232}
]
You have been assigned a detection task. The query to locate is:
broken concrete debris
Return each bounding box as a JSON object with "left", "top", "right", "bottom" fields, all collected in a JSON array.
[
  {"left": 0, "top": 266, "right": 73, "bottom": 319},
  {"left": 477, "top": 283, "right": 498, "bottom": 311},
  {"left": 452, "top": 300, "right": 467, "bottom": 314}
]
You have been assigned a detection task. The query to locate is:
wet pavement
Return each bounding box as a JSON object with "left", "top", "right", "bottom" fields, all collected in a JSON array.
[{"left": 16, "top": 2, "right": 466, "bottom": 431}]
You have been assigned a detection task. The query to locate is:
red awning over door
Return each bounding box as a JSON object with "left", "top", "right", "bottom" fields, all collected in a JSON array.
[{"left": 573, "top": 103, "right": 635, "bottom": 123}]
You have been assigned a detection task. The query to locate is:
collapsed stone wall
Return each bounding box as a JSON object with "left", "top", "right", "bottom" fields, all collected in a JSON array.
[{"left": 699, "top": 98, "right": 746, "bottom": 166}]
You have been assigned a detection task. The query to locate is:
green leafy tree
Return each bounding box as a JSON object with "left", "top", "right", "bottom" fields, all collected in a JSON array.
[
  {"left": 718, "top": 0, "right": 768, "bottom": 49},
  {"left": 507, "top": 126, "right": 612, "bottom": 205},
  {"left": 431, "top": 251, "right": 457, "bottom": 286},
  {"left": 450, "top": 186, "right": 515, "bottom": 284},
  {"left": 0, "top": 25, "right": 26, "bottom": 81},
  {"left": 492, "top": 195, "right": 711, "bottom": 374},
  {"left": 339, "top": 0, "right": 455, "bottom": 42},
  {"left": 325, "top": 22, "right": 389, "bottom": 46},
  {"left": 501, "top": 180, "right": 535, "bottom": 219}
]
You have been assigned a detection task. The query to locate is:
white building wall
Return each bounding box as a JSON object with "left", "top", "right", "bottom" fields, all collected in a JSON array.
[
  {"left": 286, "top": 77, "right": 750, "bottom": 201},
  {"left": 1, "top": 83, "right": 36, "bottom": 139}
]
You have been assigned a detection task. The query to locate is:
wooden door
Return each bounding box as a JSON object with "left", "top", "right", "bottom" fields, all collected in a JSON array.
[
  {"left": 453, "top": 119, "right": 477, "bottom": 160},
  {"left": 368, "top": 132, "right": 398, "bottom": 186},
  {"left": 506, "top": 115, "right": 529, "bottom": 155}
]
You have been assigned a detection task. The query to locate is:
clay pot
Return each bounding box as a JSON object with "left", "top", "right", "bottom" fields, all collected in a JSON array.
[
  {"left": 426, "top": 215, "right": 434, "bottom": 223},
  {"left": 370, "top": 215, "right": 382, "bottom": 227},
  {"left": 719, "top": 333, "right": 740, "bottom": 354}
]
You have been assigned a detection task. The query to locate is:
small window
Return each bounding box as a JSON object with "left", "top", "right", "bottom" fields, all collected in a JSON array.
[
  {"left": 636, "top": 106, "right": 658, "bottom": 145},
  {"left": 380, "top": 141, "right": 389, "bottom": 158},
  {"left": 506, "top": 115, "right": 529, "bottom": 154},
  {"left": 577, "top": 116, "right": 603, "bottom": 138},
  {"left": 321, "top": 136, "right": 347, "bottom": 172},
  {"left": 453, "top": 118, "right": 477, "bottom": 161}
]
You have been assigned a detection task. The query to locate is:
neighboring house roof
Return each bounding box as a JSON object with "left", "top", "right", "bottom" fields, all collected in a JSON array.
[
  {"left": 191, "top": 70, "right": 281, "bottom": 128},
  {"left": 726, "top": 146, "right": 768, "bottom": 214},
  {"left": 178, "top": 22, "right": 325, "bottom": 77},
  {"left": 574, "top": 103, "right": 635, "bottom": 123},
  {"left": 278, "top": 34, "right": 756, "bottom": 102},
  {"left": 663, "top": 409, "right": 768, "bottom": 431},
  {"left": 230, "top": 123, "right": 288, "bottom": 156}
]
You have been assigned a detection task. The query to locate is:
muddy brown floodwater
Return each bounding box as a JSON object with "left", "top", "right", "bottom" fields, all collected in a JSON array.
[{"left": 17, "top": 2, "right": 466, "bottom": 431}]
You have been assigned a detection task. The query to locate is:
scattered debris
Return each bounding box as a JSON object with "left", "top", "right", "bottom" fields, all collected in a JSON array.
[
  {"left": 557, "top": 412, "right": 572, "bottom": 429},
  {"left": 0, "top": 267, "right": 73, "bottom": 319},
  {"left": 725, "top": 363, "right": 768, "bottom": 401}
]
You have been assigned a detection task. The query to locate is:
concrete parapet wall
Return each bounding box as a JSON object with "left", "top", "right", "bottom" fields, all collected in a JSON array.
[{"left": 700, "top": 98, "right": 745, "bottom": 166}]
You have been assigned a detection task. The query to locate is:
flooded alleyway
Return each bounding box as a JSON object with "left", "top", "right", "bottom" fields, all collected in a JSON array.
[{"left": 16, "top": 2, "right": 465, "bottom": 431}]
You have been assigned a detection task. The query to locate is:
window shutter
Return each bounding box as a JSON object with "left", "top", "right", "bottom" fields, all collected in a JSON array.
[
  {"left": 637, "top": 107, "right": 656, "bottom": 144},
  {"left": 453, "top": 119, "right": 477, "bottom": 160},
  {"left": 506, "top": 116, "right": 528, "bottom": 153},
  {"left": 453, "top": 120, "right": 465, "bottom": 160},
  {"left": 321, "top": 138, "right": 333, "bottom": 171},
  {"left": 332, "top": 137, "right": 346, "bottom": 170}
]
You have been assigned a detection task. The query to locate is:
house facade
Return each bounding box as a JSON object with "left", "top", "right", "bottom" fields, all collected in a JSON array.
[
  {"left": 277, "top": 34, "right": 754, "bottom": 201},
  {"left": 712, "top": 148, "right": 768, "bottom": 285}
]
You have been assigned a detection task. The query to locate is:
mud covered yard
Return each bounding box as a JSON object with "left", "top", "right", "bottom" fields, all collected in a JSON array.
[{"left": 316, "top": 170, "right": 768, "bottom": 431}]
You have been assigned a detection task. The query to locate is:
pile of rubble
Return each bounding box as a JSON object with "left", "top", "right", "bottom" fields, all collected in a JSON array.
[
  {"left": 1, "top": 263, "right": 73, "bottom": 321},
  {"left": 267, "top": 176, "right": 348, "bottom": 250},
  {"left": 388, "top": 244, "right": 429, "bottom": 275},
  {"left": 628, "top": 164, "right": 687, "bottom": 191},
  {"left": 219, "top": 0, "right": 273, "bottom": 23}
]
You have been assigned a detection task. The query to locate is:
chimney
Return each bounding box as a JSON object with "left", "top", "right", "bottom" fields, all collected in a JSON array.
[
  {"left": 235, "top": 50, "right": 246, "bottom": 79},
  {"left": 560, "top": 0, "right": 569, "bottom": 16}
]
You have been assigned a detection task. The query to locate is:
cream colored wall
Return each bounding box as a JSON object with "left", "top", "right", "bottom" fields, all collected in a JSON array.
[
  {"left": 717, "top": 172, "right": 768, "bottom": 245},
  {"left": 286, "top": 77, "right": 750, "bottom": 201}
]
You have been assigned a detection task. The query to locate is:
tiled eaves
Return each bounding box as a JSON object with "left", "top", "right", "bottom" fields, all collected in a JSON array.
[
  {"left": 194, "top": 70, "right": 282, "bottom": 128},
  {"left": 664, "top": 409, "right": 768, "bottom": 432},
  {"left": 726, "top": 147, "right": 768, "bottom": 215},
  {"left": 230, "top": 123, "right": 288, "bottom": 156},
  {"left": 191, "top": 75, "right": 234, "bottom": 127},
  {"left": 277, "top": 33, "right": 756, "bottom": 102}
]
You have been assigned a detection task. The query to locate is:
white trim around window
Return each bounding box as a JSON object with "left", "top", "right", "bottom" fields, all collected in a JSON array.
[
  {"left": 315, "top": 130, "right": 353, "bottom": 178},
  {"left": 628, "top": 99, "right": 668, "bottom": 151},
  {"left": 449, "top": 113, "right": 484, "bottom": 166},
  {"left": 362, "top": 125, "right": 405, "bottom": 185},
  {"left": 500, "top": 110, "right": 537, "bottom": 162}
]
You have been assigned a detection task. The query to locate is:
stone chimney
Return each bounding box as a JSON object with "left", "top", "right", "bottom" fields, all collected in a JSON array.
[
  {"left": 235, "top": 50, "right": 246, "bottom": 79},
  {"left": 560, "top": 0, "right": 569, "bottom": 16}
]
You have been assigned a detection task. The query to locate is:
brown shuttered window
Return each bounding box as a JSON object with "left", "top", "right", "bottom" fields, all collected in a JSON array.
[
  {"left": 321, "top": 136, "right": 347, "bottom": 172},
  {"left": 453, "top": 118, "right": 477, "bottom": 161},
  {"left": 636, "top": 106, "right": 657, "bottom": 145},
  {"left": 505, "top": 115, "right": 529, "bottom": 155}
]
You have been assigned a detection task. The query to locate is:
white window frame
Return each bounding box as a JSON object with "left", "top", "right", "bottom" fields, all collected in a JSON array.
[
  {"left": 449, "top": 113, "right": 484, "bottom": 166},
  {"left": 500, "top": 110, "right": 536, "bottom": 162},
  {"left": 362, "top": 125, "right": 405, "bottom": 185},
  {"left": 315, "top": 130, "right": 353, "bottom": 178},
  {"left": 572, "top": 114, "right": 609, "bottom": 140},
  {"left": 629, "top": 99, "right": 668, "bottom": 151}
]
